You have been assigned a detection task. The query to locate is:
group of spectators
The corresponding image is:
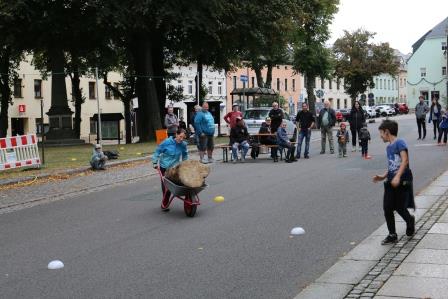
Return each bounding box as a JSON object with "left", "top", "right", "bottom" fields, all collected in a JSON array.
[{"left": 414, "top": 96, "right": 448, "bottom": 144}]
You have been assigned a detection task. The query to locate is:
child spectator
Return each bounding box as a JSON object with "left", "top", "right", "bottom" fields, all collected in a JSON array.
[
  {"left": 359, "top": 123, "right": 372, "bottom": 159},
  {"left": 373, "top": 120, "right": 415, "bottom": 245},
  {"left": 336, "top": 122, "right": 349, "bottom": 158},
  {"left": 438, "top": 109, "right": 448, "bottom": 145},
  {"left": 90, "top": 144, "right": 108, "bottom": 170}
]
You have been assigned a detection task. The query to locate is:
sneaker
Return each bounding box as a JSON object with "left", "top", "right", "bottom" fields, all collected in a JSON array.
[
  {"left": 381, "top": 234, "right": 398, "bottom": 245},
  {"left": 406, "top": 215, "right": 415, "bottom": 236},
  {"left": 343, "top": 154, "right": 347, "bottom": 157},
  {"left": 320, "top": 151, "right": 325, "bottom": 154},
  {"left": 437, "top": 142, "right": 443, "bottom": 146},
  {"left": 232, "top": 159, "right": 237, "bottom": 164},
  {"left": 208, "top": 157, "right": 214, "bottom": 163},
  {"left": 285, "top": 159, "right": 292, "bottom": 163},
  {"left": 351, "top": 147, "right": 356, "bottom": 152},
  {"left": 365, "top": 155, "right": 372, "bottom": 159},
  {"left": 200, "top": 158, "right": 208, "bottom": 164},
  {"left": 304, "top": 155, "right": 309, "bottom": 159},
  {"left": 330, "top": 151, "right": 335, "bottom": 154},
  {"left": 296, "top": 155, "right": 301, "bottom": 159},
  {"left": 417, "top": 137, "right": 421, "bottom": 140}
]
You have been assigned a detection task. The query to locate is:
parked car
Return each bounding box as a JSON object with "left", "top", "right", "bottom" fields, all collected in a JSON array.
[
  {"left": 363, "top": 106, "right": 377, "bottom": 118},
  {"left": 243, "top": 108, "right": 296, "bottom": 140},
  {"left": 375, "top": 105, "right": 395, "bottom": 117},
  {"left": 385, "top": 104, "right": 398, "bottom": 115},
  {"left": 397, "top": 103, "right": 409, "bottom": 114},
  {"left": 338, "top": 108, "right": 351, "bottom": 121}
]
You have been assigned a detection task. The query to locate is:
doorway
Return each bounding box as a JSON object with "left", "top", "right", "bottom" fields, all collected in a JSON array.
[
  {"left": 11, "top": 118, "right": 25, "bottom": 136},
  {"left": 420, "top": 91, "right": 429, "bottom": 106}
]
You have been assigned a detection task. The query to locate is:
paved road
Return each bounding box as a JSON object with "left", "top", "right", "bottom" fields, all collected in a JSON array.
[{"left": 1, "top": 116, "right": 447, "bottom": 299}]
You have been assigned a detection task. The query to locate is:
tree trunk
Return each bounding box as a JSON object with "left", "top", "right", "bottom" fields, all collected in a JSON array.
[
  {"left": 152, "top": 40, "right": 166, "bottom": 122},
  {"left": 132, "top": 33, "right": 162, "bottom": 142},
  {"left": 196, "top": 58, "right": 203, "bottom": 105},
  {"left": 71, "top": 66, "right": 82, "bottom": 139},
  {"left": 253, "top": 66, "right": 264, "bottom": 88},
  {"left": 266, "top": 63, "right": 273, "bottom": 88},
  {"left": 306, "top": 74, "right": 317, "bottom": 117},
  {"left": 0, "top": 50, "right": 11, "bottom": 138}
]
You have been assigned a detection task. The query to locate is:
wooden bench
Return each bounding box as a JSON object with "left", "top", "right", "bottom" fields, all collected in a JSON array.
[{"left": 217, "top": 142, "right": 296, "bottom": 163}]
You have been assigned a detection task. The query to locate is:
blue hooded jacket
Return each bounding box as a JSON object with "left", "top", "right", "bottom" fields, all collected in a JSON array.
[
  {"left": 194, "top": 111, "right": 215, "bottom": 136},
  {"left": 152, "top": 137, "right": 188, "bottom": 169}
]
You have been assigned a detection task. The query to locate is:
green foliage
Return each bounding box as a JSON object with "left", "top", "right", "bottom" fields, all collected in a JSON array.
[
  {"left": 333, "top": 29, "right": 399, "bottom": 101},
  {"left": 254, "top": 94, "right": 285, "bottom": 108},
  {"left": 166, "top": 85, "right": 185, "bottom": 103}
]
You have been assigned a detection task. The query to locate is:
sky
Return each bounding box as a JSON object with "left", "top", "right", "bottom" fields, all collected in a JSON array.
[{"left": 329, "top": 0, "right": 448, "bottom": 54}]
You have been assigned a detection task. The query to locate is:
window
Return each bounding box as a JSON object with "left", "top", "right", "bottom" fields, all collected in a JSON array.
[
  {"left": 443, "top": 67, "right": 447, "bottom": 76},
  {"left": 90, "top": 117, "right": 97, "bottom": 134},
  {"left": 284, "top": 78, "right": 288, "bottom": 91},
  {"left": 208, "top": 81, "right": 213, "bottom": 94},
  {"left": 276, "top": 78, "right": 280, "bottom": 90},
  {"left": 233, "top": 76, "right": 237, "bottom": 89},
  {"left": 344, "top": 99, "right": 347, "bottom": 108},
  {"left": 177, "top": 80, "right": 183, "bottom": 91},
  {"left": 285, "top": 66, "right": 288, "bottom": 70},
  {"left": 188, "top": 80, "right": 193, "bottom": 94},
  {"left": 375, "top": 78, "right": 378, "bottom": 88},
  {"left": 13, "top": 78, "right": 22, "bottom": 98},
  {"left": 321, "top": 78, "right": 324, "bottom": 89},
  {"left": 388, "top": 80, "right": 390, "bottom": 90},
  {"left": 251, "top": 77, "right": 255, "bottom": 87},
  {"left": 105, "top": 85, "right": 111, "bottom": 99},
  {"left": 400, "top": 78, "right": 403, "bottom": 87},
  {"left": 336, "top": 78, "right": 340, "bottom": 90},
  {"left": 89, "top": 82, "right": 96, "bottom": 99},
  {"left": 36, "top": 118, "right": 43, "bottom": 135},
  {"left": 404, "top": 80, "right": 406, "bottom": 87},
  {"left": 34, "top": 79, "right": 42, "bottom": 98},
  {"left": 328, "top": 79, "right": 332, "bottom": 89},
  {"left": 336, "top": 99, "right": 340, "bottom": 109},
  {"left": 442, "top": 42, "right": 447, "bottom": 51},
  {"left": 218, "top": 81, "right": 222, "bottom": 95},
  {"left": 113, "top": 83, "right": 120, "bottom": 99},
  {"left": 276, "top": 65, "right": 280, "bottom": 69},
  {"left": 420, "top": 67, "right": 426, "bottom": 77},
  {"left": 380, "top": 79, "right": 383, "bottom": 89},
  {"left": 292, "top": 79, "right": 296, "bottom": 92}
]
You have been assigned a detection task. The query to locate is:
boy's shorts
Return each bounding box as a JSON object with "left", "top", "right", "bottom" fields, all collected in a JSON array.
[{"left": 199, "top": 134, "right": 214, "bottom": 151}]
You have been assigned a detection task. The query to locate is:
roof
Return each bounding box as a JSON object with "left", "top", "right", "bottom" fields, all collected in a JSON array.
[
  {"left": 230, "top": 87, "right": 278, "bottom": 96},
  {"left": 412, "top": 17, "right": 448, "bottom": 53},
  {"left": 92, "top": 113, "right": 124, "bottom": 121}
]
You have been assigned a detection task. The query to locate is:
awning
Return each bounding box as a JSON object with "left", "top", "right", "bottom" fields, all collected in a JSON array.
[
  {"left": 230, "top": 87, "right": 278, "bottom": 96},
  {"left": 92, "top": 113, "right": 124, "bottom": 121}
]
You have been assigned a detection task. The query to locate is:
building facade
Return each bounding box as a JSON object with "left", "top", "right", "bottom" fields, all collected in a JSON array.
[
  {"left": 407, "top": 17, "right": 448, "bottom": 107},
  {"left": 307, "top": 77, "right": 352, "bottom": 109},
  {"left": 226, "top": 65, "right": 302, "bottom": 114},
  {"left": 5, "top": 58, "right": 124, "bottom": 142},
  {"left": 166, "top": 63, "right": 227, "bottom": 131}
]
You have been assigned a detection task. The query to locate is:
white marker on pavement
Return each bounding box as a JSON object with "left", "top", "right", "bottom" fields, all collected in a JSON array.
[
  {"left": 290, "top": 227, "right": 306, "bottom": 235},
  {"left": 47, "top": 260, "right": 64, "bottom": 270}
]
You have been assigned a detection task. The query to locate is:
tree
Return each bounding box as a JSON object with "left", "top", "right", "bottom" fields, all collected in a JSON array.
[
  {"left": 291, "top": 0, "right": 339, "bottom": 116},
  {"left": 333, "top": 29, "right": 399, "bottom": 103}
]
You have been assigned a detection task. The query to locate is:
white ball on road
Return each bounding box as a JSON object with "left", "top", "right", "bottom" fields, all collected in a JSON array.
[
  {"left": 290, "top": 227, "right": 305, "bottom": 235},
  {"left": 47, "top": 260, "right": 64, "bottom": 270}
]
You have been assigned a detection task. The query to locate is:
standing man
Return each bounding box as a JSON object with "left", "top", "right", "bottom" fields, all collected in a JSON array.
[
  {"left": 194, "top": 102, "right": 216, "bottom": 164},
  {"left": 318, "top": 99, "right": 336, "bottom": 154},
  {"left": 295, "top": 102, "right": 315, "bottom": 159},
  {"left": 224, "top": 103, "right": 243, "bottom": 131},
  {"left": 415, "top": 96, "right": 429, "bottom": 140},
  {"left": 428, "top": 97, "right": 442, "bottom": 140},
  {"left": 164, "top": 106, "right": 179, "bottom": 138},
  {"left": 268, "top": 101, "right": 284, "bottom": 134}
]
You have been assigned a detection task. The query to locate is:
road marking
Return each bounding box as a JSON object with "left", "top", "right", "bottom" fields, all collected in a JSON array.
[{"left": 414, "top": 143, "right": 437, "bottom": 147}]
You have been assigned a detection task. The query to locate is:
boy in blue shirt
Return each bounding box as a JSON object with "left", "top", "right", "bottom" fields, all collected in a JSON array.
[{"left": 373, "top": 120, "right": 415, "bottom": 245}]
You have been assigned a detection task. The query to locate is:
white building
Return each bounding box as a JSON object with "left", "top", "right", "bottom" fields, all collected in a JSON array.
[
  {"left": 166, "top": 64, "right": 227, "bottom": 133},
  {"left": 299, "top": 77, "right": 352, "bottom": 110},
  {"left": 5, "top": 57, "right": 124, "bottom": 142}
]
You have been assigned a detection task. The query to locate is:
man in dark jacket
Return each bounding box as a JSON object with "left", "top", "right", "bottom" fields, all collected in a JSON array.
[
  {"left": 268, "top": 101, "right": 284, "bottom": 133},
  {"left": 415, "top": 96, "right": 429, "bottom": 140},
  {"left": 349, "top": 100, "right": 366, "bottom": 152},
  {"left": 295, "top": 102, "right": 315, "bottom": 159},
  {"left": 258, "top": 117, "right": 278, "bottom": 161},
  {"left": 318, "top": 100, "right": 336, "bottom": 154},
  {"left": 230, "top": 117, "right": 250, "bottom": 163},
  {"left": 429, "top": 98, "right": 442, "bottom": 140}
]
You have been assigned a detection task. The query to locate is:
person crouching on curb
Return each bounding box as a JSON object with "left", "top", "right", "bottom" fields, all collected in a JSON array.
[
  {"left": 373, "top": 120, "right": 415, "bottom": 245},
  {"left": 152, "top": 129, "right": 188, "bottom": 211},
  {"left": 90, "top": 144, "right": 108, "bottom": 170},
  {"left": 230, "top": 117, "right": 250, "bottom": 163},
  {"left": 359, "top": 123, "right": 372, "bottom": 159},
  {"left": 276, "top": 121, "right": 296, "bottom": 163},
  {"left": 336, "top": 123, "right": 349, "bottom": 158}
]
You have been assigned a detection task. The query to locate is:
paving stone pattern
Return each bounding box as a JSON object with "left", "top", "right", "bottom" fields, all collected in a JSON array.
[{"left": 344, "top": 192, "right": 448, "bottom": 298}]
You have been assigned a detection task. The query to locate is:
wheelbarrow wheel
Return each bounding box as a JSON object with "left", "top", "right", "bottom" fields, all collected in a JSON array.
[{"left": 184, "top": 195, "right": 197, "bottom": 217}]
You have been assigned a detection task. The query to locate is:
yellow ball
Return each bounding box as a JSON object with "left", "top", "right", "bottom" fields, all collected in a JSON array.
[
  {"left": 71, "top": 158, "right": 77, "bottom": 161},
  {"left": 213, "top": 196, "right": 225, "bottom": 203}
]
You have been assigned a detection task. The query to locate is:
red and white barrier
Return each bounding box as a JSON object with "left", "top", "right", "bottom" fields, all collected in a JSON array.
[{"left": 0, "top": 134, "right": 41, "bottom": 171}]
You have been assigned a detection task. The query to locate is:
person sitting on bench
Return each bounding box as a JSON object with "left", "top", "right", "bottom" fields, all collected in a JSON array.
[
  {"left": 90, "top": 144, "right": 108, "bottom": 170},
  {"left": 276, "top": 121, "right": 297, "bottom": 163},
  {"left": 258, "top": 117, "right": 278, "bottom": 162},
  {"left": 230, "top": 117, "right": 250, "bottom": 163}
]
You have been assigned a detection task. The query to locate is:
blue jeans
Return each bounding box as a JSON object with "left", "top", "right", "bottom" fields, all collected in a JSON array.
[
  {"left": 232, "top": 141, "right": 250, "bottom": 160},
  {"left": 296, "top": 129, "right": 311, "bottom": 157}
]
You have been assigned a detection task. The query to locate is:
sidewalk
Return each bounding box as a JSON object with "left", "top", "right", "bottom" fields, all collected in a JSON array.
[{"left": 295, "top": 170, "right": 448, "bottom": 299}]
